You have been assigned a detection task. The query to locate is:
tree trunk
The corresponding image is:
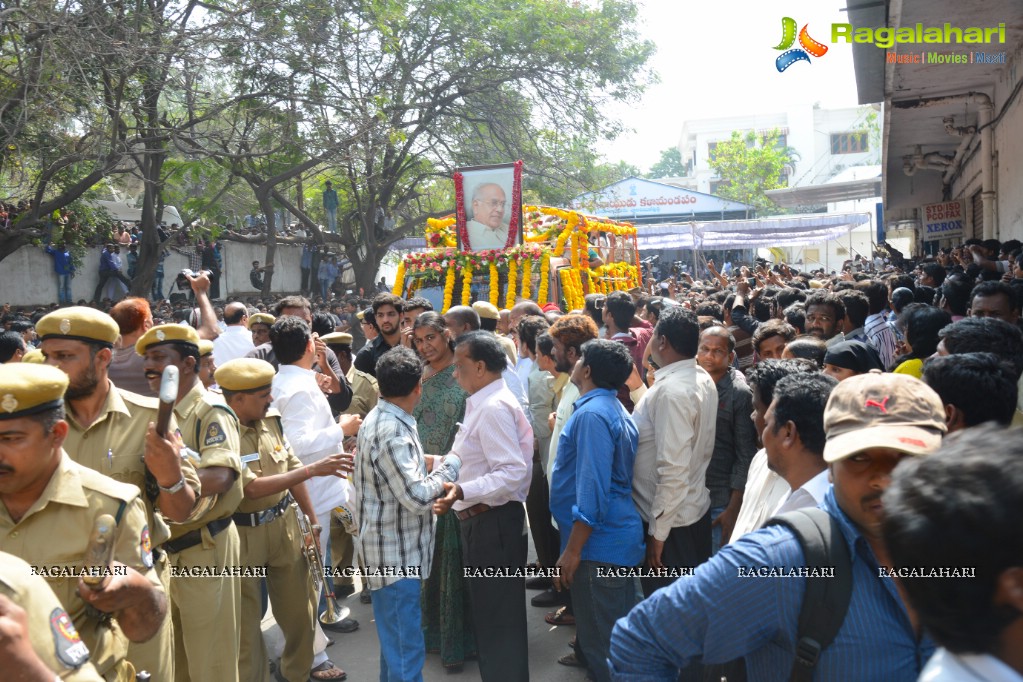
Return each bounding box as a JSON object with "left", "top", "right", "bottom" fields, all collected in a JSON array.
[
  {"left": 0, "top": 231, "right": 35, "bottom": 264},
  {"left": 351, "top": 256, "right": 379, "bottom": 296},
  {"left": 131, "top": 150, "right": 167, "bottom": 298},
  {"left": 257, "top": 191, "right": 278, "bottom": 296}
]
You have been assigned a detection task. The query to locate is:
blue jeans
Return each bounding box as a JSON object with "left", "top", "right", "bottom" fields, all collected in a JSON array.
[
  {"left": 151, "top": 272, "right": 163, "bottom": 301},
  {"left": 57, "top": 273, "right": 72, "bottom": 305},
  {"left": 325, "top": 207, "right": 337, "bottom": 233},
  {"left": 710, "top": 504, "right": 726, "bottom": 556},
  {"left": 372, "top": 578, "right": 424, "bottom": 682},
  {"left": 570, "top": 561, "right": 642, "bottom": 682}
]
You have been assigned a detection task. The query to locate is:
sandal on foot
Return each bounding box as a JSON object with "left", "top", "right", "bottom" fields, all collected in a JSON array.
[
  {"left": 545, "top": 606, "right": 575, "bottom": 626},
  {"left": 309, "top": 660, "right": 347, "bottom": 681},
  {"left": 558, "top": 652, "right": 585, "bottom": 668}
]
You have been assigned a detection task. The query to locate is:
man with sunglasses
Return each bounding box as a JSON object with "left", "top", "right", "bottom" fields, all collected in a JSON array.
[{"left": 611, "top": 372, "right": 947, "bottom": 681}]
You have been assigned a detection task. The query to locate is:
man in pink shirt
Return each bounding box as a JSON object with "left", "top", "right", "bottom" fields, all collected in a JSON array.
[{"left": 435, "top": 330, "right": 533, "bottom": 682}]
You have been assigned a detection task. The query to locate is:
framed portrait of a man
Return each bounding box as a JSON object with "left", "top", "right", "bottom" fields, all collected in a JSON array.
[{"left": 454, "top": 161, "right": 523, "bottom": 252}]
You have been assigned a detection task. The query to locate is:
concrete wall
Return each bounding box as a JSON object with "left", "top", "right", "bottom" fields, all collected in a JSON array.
[{"left": 0, "top": 241, "right": 325, "bottom": 307}]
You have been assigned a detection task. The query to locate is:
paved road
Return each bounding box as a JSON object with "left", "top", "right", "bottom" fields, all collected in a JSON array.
[{"left": 261, "top": 550, "right": 591, "bottom": 681}]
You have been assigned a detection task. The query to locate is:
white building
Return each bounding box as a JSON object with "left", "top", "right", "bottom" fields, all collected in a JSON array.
[
  {"left": 846, "top": 0, "right": 1023, "bottom": 247},
  {"left": 678, "top": 104, "right": 881, "bottom": 197}
]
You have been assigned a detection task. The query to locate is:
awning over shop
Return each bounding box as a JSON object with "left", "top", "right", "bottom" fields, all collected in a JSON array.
[
  {"left": 636, "top": 212, "right": 872, "bottom": 250},
  {"left": 765, "top": 176, "right": 881, "bottom": 208}
]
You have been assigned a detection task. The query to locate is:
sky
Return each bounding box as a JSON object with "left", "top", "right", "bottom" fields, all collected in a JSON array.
[{"left": 600, "top": 0, "right": 862, "bottom": 171}]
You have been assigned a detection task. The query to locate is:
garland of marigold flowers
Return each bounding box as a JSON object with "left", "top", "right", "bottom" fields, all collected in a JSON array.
[
  {"left": 392, "top": 262, "right": 406, "bottom": 296},
  {"left": 572, "top": 270, "right": 585, "bottom": 310},
  {"left": 505, "top": 258, "right": 518, "bottom": 309},
  {"left": 461, "top": 263, "right": 473, "bottom": 306},
  {"left": 489, "top": 262, "right": 500, "bottom": 307},
  {"left": 570, "top": 232, "right": 580, "bottom": 270},
  {"left": 537, "top": 252, "right": 550, "bottom": 304},
  {"left": 559, "top": 268, "right": 585, "bottom": 311},
  {"left": 519, "top": 257, "right": 532, "bottom": 301},
  {"left": 442, "top": 263, "right": 456, "bottom": 312},
  {"left": 558, "top": 269, "right": 572, "bottom": 310}
]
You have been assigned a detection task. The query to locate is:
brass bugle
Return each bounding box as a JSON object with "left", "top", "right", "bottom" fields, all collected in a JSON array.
[
  {"left": 82, "top": 514, "right": 116, "bottom": 590},
  {"left": 292, "top": 503, "right": 349, "bottom": 626}
]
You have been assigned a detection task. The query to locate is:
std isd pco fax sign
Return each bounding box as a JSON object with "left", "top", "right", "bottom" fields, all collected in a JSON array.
[{"left": 922, "top": 201, "right": 964, "bottom": 241}]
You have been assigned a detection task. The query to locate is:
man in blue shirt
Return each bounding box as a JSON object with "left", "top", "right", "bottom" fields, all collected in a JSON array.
[
  {"left": 45, "top": 240, "right": 75, "bottom": 305},
  {"left": 609, "top": 372, "right": 948, "bottom": 681},
  {"left": 322, "top": 181, "right": 339, "bottom": 233},
  {"left": 552, "top": 339, "right": 644, "bottom": 682},
  {"left": 92, "top": 243, "right": 132, "bottom": 302}
]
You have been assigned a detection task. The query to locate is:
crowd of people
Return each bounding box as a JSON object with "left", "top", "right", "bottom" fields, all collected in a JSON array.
[{"left": 0, "top": 233, "right": 1021, "bottom": 682}]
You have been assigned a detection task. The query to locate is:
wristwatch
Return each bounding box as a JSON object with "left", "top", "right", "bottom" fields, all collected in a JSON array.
[{"left": 158, "top": 476, "right": 186, "bottom": 494}]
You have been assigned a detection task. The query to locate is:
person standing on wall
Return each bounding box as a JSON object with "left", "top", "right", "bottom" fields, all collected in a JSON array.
[{"left": 323, "top": 181, "right": 339, "bottom": 234}]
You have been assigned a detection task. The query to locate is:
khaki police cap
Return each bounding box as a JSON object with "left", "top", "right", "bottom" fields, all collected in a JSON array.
[
  {"left": 198, "top": 339, "right": 214, "bottom": 357},
  {"left": 0, "top": 363, "right": 68, "bottom": 420},
  {"left": 214, "top": 359, "right": 275, "bottom": 392},
  {"left": 22, "top": 348, "right": 45, "bottom": 364},
  {"left": 248, "top": 313, "right": 275, "bottom": 329},
  {"left": 135, "top": 324, "right": 200, "bottom": 356},
  {"left": 36, "top": 307, "right": 119, "bottom": 347},
  {"left": 320, "top": 332, "right": 353, "bottom": 347},
  {"left": 472, "top": 301, "right": 500, "bottom": 320}
]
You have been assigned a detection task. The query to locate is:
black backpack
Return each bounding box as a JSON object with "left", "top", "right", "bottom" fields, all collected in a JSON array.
[
  {"left": 695, "top": 508, "right": 853, "bottom": 682},
  {"left": 764, "top": 507, "right": 854, "bottom": 682}
]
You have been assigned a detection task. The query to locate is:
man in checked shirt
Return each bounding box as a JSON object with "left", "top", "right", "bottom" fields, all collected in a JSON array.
[{"left": 355, "top": 346, "right": 461, "bottom": 682}]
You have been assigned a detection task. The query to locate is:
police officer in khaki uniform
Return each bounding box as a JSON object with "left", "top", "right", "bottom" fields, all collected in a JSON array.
[
  {"left": 136, "top": 324, "right": 244, "bottom": 682},
  {"left": 217, "top": 359, "right": 352, "bottom": 682},
  {"left": 248, "top": 313, "right": 275, "bottom": 348},
  {"left": 197, "top": 339, "right": 216, "bottom": 390},
  {"left": 321, "top": 333, "right": 378, "bottom": 419},
  {"left": 37, "top": 307, "right": 201, "bottom": 681},
  {"left": 0, "top": 550, "right": 104, "bottom": 681},
  {"left": 0, "top": 364, "right": 167, "bottom": 682},
  {"left": 473, "top": 301, "right": 517, "bottom": 366}
]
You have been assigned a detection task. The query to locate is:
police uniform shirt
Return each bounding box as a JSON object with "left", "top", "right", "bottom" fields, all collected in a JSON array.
[
  {"left": 342, "top": 365, "right": 379, "bottom": 419},
  {"left": 0, "top": 551, "right": 104, "bottom": 681},
  {"left": 171, "top": 382, "right": 244, "bottom": 537},
  {"left": 236, "top": 409, "right": 303, "bottom": 514},
  {"left": 0, "top": 454, "right": 163, "bottom": 679},
  {"left": 63, "top": 382, "right": 201, "bottom": 547}
]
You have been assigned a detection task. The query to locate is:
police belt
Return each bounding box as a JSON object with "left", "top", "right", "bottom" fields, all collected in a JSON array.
[
  {"left": 232, "top": 494, "right": 294, "bottom": 528},
  {"left": 163, "top": 517, "right": 234, "bottom": 554}
]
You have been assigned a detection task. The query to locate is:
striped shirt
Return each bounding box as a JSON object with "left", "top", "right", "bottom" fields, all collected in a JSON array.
[
  {"left": 609, "top": 486, "right": 934, "bottom": 681},
  {"left": 864, "top": 312, "right": 899, "bottom": 370},
  {"left": 354, "top": 399, "right": 461, "bottom": 590}
]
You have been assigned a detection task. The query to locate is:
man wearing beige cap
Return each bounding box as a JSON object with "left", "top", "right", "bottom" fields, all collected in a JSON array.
[
  {"left": 137, "top": 323, "right": 245, "bottom": 682},
  {"left": 37, "top": 306, "right": 200, "bottom": 680},
  {"left": 473, "top": 300, "right": 517, "bottom": 366},
  {"left": 248, "top": 313, "right": 275, "bottom": 348},
  {"left": 217, "top": 358, "right": 352, "bottom": 682},
  {"left": 610, "top": 372, "right": 947, "bottom": 681},
  {"left": 0, "top": 363, "right": 167, "bottom": 681}
]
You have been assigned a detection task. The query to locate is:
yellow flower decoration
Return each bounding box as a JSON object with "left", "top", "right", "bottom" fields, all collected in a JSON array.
[
  {"left": 520, "top": 257, "right": 532, "bottom": 301},
  {"left": 489, "top": 262, "right": 500, "bottom": 308},
  {"left": 461, "top": 263, "right": 473, "bottom": 306},
  {"left": 505, "top": 259, "right": 518, "bottom": 309},
  {"left": 537, "top": 252, "right": 550, "bottom": 304},
  {"left": 392, "top": 262, "right": 406, "bottom": 296},
  {"left": 442, "top": 263, "right": 456, "bottom": 312}
]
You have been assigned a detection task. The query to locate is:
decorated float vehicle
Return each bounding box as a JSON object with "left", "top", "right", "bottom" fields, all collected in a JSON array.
[{"left": 392, "top": 205, "right": 643, "bottom": 312}]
